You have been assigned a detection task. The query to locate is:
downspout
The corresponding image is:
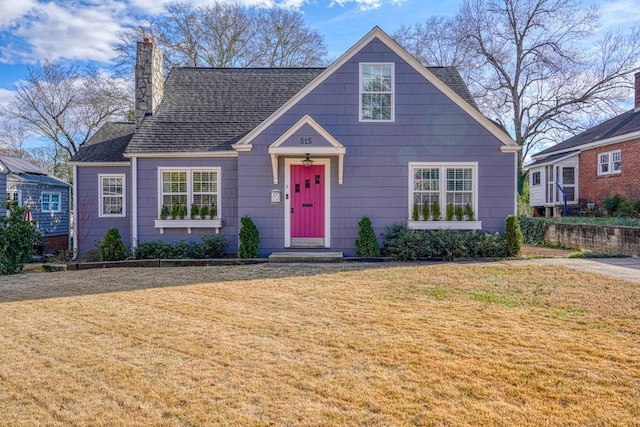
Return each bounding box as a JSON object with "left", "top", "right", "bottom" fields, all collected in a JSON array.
[
  {"left": 132, "top": 156, "right": 138, "bottom": 250},
  {"left": 72, "top": 165, "right": 78, "bottom": 259}
]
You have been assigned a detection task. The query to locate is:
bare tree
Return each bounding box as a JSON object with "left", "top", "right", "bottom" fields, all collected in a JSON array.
[
  {"left": 398, "top": 0, "right": 640, "bottom": 173},
  {"left": 1, "top": 60, "right": 132, "bottom": 159},
  {"left": 114, "top": 1, "right": 327, "bottom": 76}
]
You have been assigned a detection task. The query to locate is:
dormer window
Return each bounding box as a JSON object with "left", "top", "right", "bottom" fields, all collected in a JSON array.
[{"left": 360, "top": 63, "right": 394, "bottom": 122}]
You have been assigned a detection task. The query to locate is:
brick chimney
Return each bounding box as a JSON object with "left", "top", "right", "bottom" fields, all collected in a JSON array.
[
  {"left": 635, "top": 72, "right": 640, "bottom": 111},
  {"left": 135, "top": 38, "right": 164, "bottom": 128}
]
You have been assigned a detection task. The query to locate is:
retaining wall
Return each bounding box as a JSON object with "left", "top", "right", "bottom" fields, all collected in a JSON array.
[{"left": 545, "top": 223, "right": 640, "bottom": 256}]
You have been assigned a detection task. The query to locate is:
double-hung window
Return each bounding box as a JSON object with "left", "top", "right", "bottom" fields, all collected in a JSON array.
[
  {"left": 6, "top": 190, "right": 22, "bottom": 206},
  {"left": 159, "top": 168, "right": 220, "bottom": 216},
  {"left": 41, "top": 192, "right": 61, "bottom": 213},
  {"left": 360, "top": 63, "right": 394, "bottom": 121},
  {"left": 409, "top": 163, "right": 478, "bottom": 222},
  {"left": 598, "top": 150, "right": 621, "bottom": 175},
  {"left": 99, "top": 174, "right": 125, "bottom": 217}
]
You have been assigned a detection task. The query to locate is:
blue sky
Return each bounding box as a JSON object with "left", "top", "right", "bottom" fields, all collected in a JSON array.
[{"left": 0, "top": 0, "right": 638, "bottom": 110}]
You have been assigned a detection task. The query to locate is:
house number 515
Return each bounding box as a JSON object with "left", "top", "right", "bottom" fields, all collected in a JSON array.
[{"left": 299, "top": 137, "right": 312, "bottom": 145}]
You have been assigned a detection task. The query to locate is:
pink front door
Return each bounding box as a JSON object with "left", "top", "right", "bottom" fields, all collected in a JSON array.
[{"left": 291, "top": 164, "right": 324, "bottom": 238}]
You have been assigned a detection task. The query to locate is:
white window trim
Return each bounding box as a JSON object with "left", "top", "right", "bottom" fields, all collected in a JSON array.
[
  {"left": 99, "top": 174, "right": 126, "bottom": 218},
  {"left": 155, "top": 167, "right": 222, "bottom": 234},
  {"left": 41, "top": 191, "right": 61, "bottom": 213},
  {"left": 597, "top": 150, "right": 621, "bottom": 176},
  {"left": 6, "top": 189, "right": 22, "bottom": 206},
  {"left": 407, "top": 162, "right": 481, "bottom": 230},
  {"left": 359, "top": 62, "right": 395, "bottom": 122}
]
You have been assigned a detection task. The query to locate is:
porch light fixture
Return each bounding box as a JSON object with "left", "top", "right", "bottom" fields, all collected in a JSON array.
[{"left": 302, "top": 153, "right": 314, "bottom": 168}]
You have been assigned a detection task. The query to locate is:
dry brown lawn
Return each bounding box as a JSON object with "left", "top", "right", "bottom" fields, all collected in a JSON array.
[{"left": 1, "top": 262, "right": 639, "bottom": 426}]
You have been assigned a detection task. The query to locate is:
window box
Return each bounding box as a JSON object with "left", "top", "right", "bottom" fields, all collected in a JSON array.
[
  {"left": 154, "top": 219, "right": 222, "bottom": 234},
  {"left": 408, "top": 220, "right": 482, "bottom": 230}
]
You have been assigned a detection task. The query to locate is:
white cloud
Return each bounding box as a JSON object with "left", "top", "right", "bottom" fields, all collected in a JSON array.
[
  {"left": 0, "top": 0, "right": 38, "bottom": 27},
  {"left": 8, "top": 1, "right": 128, "bottom": 63},
  {"left": 330, "top": 0, "right": 406, "bottom": 11},
  {"left": 598, "top": 0, "right": 640, "bottom": 29}
]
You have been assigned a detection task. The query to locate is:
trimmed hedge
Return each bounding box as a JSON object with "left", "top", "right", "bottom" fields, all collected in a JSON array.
[
  {"left": 135, "top": 235, "right": 229, "bottom": 259},
  {"left": 382, "top": 224, "right": 507, "bottom": 261}
]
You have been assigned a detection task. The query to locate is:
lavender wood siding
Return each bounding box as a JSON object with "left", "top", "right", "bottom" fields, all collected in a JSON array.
[
  {"left": 238, "top": 38, "right": 516, "bottom": 256},
  {"left": 76, "top": 166, "right": 131, "bottom": 252},
  {"left": 135, "top": 157, "right": 238, "bottom": 253}
]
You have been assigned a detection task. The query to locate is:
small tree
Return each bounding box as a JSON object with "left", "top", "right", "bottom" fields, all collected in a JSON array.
[
  {"left": 178, "top": 204, "right": 186, "bottom": 220},
  {"left": 99, "top": 227, "right": 129, "bottom": 261},
  {"left": 446, "top": 203, "right": 455, "bottom": 221},
  {"left": 455, "top": 205, "right": 464, "bottom": 221},
  {"left": 210, "top": 201, "right": 217, "bottom": 218},
  {"left": 504, "top": 215, "right": 523, "bottom": 257},
  {"left": 412, "top": 202, "right": 419, "bottom": 221},
  {"left": 199, "top": 205, "right": 208, "bottom": 219},
  {"left": 355, "top": 216, "right": 380, "bottom": 257},
  {"left": 171, "top": 203, "right": 179, "bottom": 219},
  {"left": 465, "top": 203, "right": 475, "bottom": 221},
  {"left": 238, "top": 215, "right": 260, "bottom": 258},
  {"left": 190, "top": 203, "right": 198, "bottom": 219},
  {"left": 422, "top": 201, "right": 430, "bottom": 221},
  {"left": 160, "top": 205, "right": 168, "bottom": 220},
  {"left": 432, "top": 200, "right": 441, "bottom": 221},
  {"left": 0, "top": 201, "right": 40, "bottom": 274}
]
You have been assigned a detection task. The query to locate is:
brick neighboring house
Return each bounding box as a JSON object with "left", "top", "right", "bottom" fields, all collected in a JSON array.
[{"left": 527, "top": 72, "right": 640, "bottom": 216}]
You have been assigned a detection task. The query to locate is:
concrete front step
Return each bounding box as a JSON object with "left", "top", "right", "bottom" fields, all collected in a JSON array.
[{"left": 268, "top": 251, "right": 344, "bottom": 263}]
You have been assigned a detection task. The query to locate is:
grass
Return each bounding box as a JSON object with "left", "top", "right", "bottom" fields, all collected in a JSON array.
[{"left": 1, "top": 263, "right": 639, "bottom": 425}]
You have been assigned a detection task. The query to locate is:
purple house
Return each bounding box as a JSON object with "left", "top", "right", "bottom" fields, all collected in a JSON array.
[{"left": 70, "top": 27, "right": 519, "bottom": 257}]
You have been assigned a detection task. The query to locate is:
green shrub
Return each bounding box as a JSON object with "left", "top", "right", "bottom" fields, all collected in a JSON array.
[
  {"left": 171, "top": 203, "right": 179, "bottom": 219},
  {"left": 0, "top": 201, "right": 40, "bottom": 274},
  {"left": 432, "top": 201, "right": 441, "bottom": 221},
  {"left": 238, "top": 216, "right": 260, "bottom": 258},
  {"left": 201, "top": 235, "right": 229, "bottom": 258},
  {"left": 455, "top": 205, "right": 464, "bottom": 221},
  {"left": 504, "top": 215, "right": 523, "bottom": 257},
  {"left": 602, "top": 194, "right": 623, "bottom": 216},
  {"left": 178, "top": 204, "right": 186, "bottom": 220},
  {"left": 381, "top": 223, "right": 506, "bottom": 261},
  {"left": 210, "top": 202, "right": 217, "bottom": 218},
  {"left": 412, "top": 202, "right": 419, "bottom": 221},
  {"left": 465, "top": 203, "right": 475, "bottom": 221},
  {"left": 99, "top": 227, "right": 129, "bottom": 261},
  {"left": 446, "top": 203, "right": 454, "bottom": 221},
  {"left": 518, "top": 216, "right": 551, "bottom": 245},
  {"left": 190, "top": 204, "right": 198, "bottom": 219},
  {"left": 135, "top": 235, "right": 229, "bottom": 259},
  {"left": 160, "top": 205, "right": 168, "bottom": 220},
  {"left": 199, "top": 205, "right": 208, "bottom": 219},
  {"left": 422, "top": 202, "right": 430, "bottom": 221},
  {"left": 355, "top": 216, "right": 380, "bottom": 257}
]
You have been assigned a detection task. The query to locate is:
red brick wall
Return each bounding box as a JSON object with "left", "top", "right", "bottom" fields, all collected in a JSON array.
[{"left": 579, "top": 138, "right": 640, "bottom": 204}]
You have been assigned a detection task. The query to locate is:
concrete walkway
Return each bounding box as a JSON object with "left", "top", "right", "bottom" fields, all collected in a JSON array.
[{"left": 499, "top": 257, "right": 640, "bottom": 284}]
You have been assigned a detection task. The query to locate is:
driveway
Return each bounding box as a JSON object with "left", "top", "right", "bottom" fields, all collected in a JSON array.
[{"left": 501, "top": 257, "right": 640, "bottom": 284}]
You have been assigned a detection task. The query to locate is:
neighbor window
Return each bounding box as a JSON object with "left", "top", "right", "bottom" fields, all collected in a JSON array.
[
  {"left": 41, "top": 192, "right": 61, "bottom": 213},
  {"left": 159, "top": 168, "right": 220, "bottom": 216},
  {"left": 410, "top": 163, "right": 477, "bottom": 219},
  {"left": 598, "top": 150, "right": 621, "bottom": 175},
  {"left": 99, "top": 174, "right": 125, "bottom": 217},
  {"left": 360, "top": 63, "right": 394, "bottom": 121},
  {"left": 6, "top": 190, "right": 22, "bottom": 206},
  {"left": 531, "top": 171, "right": 541, "bottom": 186}
]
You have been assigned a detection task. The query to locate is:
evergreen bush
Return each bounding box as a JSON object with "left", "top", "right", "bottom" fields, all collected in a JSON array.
[
  {"left": 190, "top": 204, "right": 198, "bottom": 219},
  {"left": 422, "top": 201, "right": 430, "bottom": 221},
  {"left": 455, "top": 205, "right": 464, "bottom": 221},
  {"left": 199, "top": 205, "right": 208, "bottom": 219},
  {"left": 504, "top": 215, "right": 523, "bottom": 257},
  {"left": 446, "top": 203, "right": 455, "bottom": 221},
  {"left": 432, "top": 201, "right": 441, "bottom": 220},
  {"left": 160, "top": 205, "right": 168, "bottom": 220},
  {"left": 355, "top": 216, "right": 380, "bottom": 257},
  {"left": 99, "top": 227, "right": 129, "bottom": 261},
  {"left": 518, "top": 216, "right": 551, "bottom": 245},
  {"left": 238, "top": 216, "right": 260, "bottom": 258},
  {"left": 412, "top": 203, "right": 419, "bottom": 221},
  {"left": 0, "top": 201, "right": 40, "bottom": 274},
  {"left": 210, "top": 202, "right": 217, "bottom": 218},
  {"left": 134, "top": 235, "right": 229, "bottom": 259},
  {"left": 465, "top": 203, "right": 474, "bottom": 221}
]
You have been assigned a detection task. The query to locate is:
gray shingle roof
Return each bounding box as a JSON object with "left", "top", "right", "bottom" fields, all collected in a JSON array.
[
  {"left": 429, "top": 66, "right": 478, "bottom": 110},
  {"left": 535, "top": 109, "right": 640, "bottom": 157},
  {"left": 71, "top": 122, "right": 135, "bottom": 162},
  {"left": 126, "top": 68, "right": 325, "bottom": 154},
  {"left": 0, "top": 155, "right": 49, "bottom": 174},
  {"left": 9, "top": 172, "right": 70, "bottom": 187}
]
